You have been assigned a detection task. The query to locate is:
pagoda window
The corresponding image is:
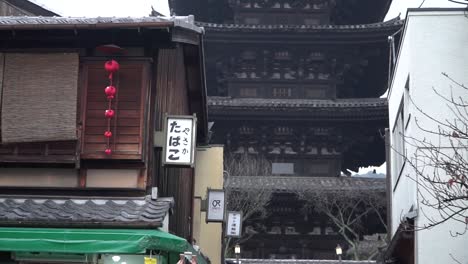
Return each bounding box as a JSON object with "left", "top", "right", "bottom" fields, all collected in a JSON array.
[
  {"left": 304, "top": 160, "right": 333, "bottom": 177},
  {"left": 244, "top": 17, "right": 260, "bottom": 24},
  {"left": 272, "top": 87, "right": 292, "bottom": 98},
  {"left": 304, "top": 18, "right": 320, "bottom": 25},
  {"left": 272, "top": 162, "right": 294, "bottom": 175},
  {"left": 239, "top": 87, "right": 258, "bottom": 97},
  {"left": 304, "top": 85, "right": 328, "bottom": 99}
]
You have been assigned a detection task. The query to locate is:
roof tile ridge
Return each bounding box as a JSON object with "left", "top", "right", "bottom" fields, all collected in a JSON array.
[{"left": 197, "top": 18, "right": 403, "bottom": 30}]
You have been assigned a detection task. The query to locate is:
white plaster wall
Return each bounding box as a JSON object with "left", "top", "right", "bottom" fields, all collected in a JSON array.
[
  {"left": 389, "top": 10, "right": 468, "bottom": 264},
  {"left": 388, "top": 17, "right": 416, "bottom": 237}
]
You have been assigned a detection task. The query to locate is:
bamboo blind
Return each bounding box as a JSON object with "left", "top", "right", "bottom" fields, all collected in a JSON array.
[{"left": 1, "top": 53, "right": 79, "bottom": 143}]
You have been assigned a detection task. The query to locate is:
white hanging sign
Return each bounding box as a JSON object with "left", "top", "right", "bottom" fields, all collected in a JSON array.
[
  {"left": 163, "top": 115, "right": 197, "bottom": 166},
  {"left": 206, "top": 189, "right": 225, "bottom": 222},
  {"left": 226, "top": 211, "right": 243, "bottom": 238}
]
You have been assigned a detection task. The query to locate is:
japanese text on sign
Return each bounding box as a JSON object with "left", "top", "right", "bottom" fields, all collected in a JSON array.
[
  {"left": 226, "top": 211, "right": 242, "bottom": 238},
  {"left": 165, "top": 116, "right": 196, "bottom": 165}
]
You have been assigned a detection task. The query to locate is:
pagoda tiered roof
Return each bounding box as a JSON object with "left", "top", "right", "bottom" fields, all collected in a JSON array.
[
  {"left": 208, "top": 97, "right": 388, "bottom": 120},
  {"left": 170, "top": 0, "right": 394, "bottom": 25},
  {"left": 198, "top": 18, "right": 402, "bottom": 33},
  {"left": 226, "top": 176, "right": 385, "bottom": 193},
  {"left": 199, "top": 18, "right": 403, "bottom": 44}
]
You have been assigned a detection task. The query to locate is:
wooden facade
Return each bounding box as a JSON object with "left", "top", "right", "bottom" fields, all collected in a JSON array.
[
  {"left": 173, "top": 0, "right": 401, "bottom": 260},
  {"left": 0, "top": 16, "right": 208, "bottom": 243}
]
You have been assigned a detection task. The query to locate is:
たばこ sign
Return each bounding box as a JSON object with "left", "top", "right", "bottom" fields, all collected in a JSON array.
[{"left": 164, "top": 115, "right": 197, "bottom": 166}]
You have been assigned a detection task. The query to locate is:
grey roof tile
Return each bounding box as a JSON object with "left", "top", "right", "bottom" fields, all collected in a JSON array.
[
  {"left": 209, "top": 97, "right": 387, "bottom": 108},
  {"left": 226, "top": 176, "right": 385, "bottom": 192},
  {"left": 208, "top": 97, "right": 388, "bottom": 119},
  {"left": 198, "top": 18, "right": 403, "bottom": 33},
  {"left": 0, "top": 195, "right": 173, "bottom": 228},
  {"left": 0, "top": 16, "right": 203, "bottom": 33}
]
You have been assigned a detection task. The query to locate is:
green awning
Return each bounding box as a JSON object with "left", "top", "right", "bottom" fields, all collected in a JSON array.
[{"left": 0, "top": 227, "right": 187, "bottom": 254}]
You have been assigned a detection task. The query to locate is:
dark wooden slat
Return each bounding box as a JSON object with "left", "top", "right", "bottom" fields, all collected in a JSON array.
[
  {"left": 81, "top": 61, "right": 146, "bottom": 159},
  {"left": 0, "top": 155, "right": 76, "bottom": 163}
]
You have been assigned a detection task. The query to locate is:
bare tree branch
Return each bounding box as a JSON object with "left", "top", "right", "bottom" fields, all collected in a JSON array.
[
  {"left": 223, "top": 153, "right": 273, "bottom": 257},
  {"left": 392, "top": 72, "right": 468, "bottom": 234},
  {"left": 295, "top": 187, "right": 387, "bottom": 260}
]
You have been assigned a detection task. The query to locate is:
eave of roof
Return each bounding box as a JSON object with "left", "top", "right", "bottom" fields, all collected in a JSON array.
[
  {"left": 226, "top": 176, "right": 386, "bottom": 193},
  {"left": 208, "top": 97, "right": 388, "bottom": 120},
  {"left": 198, "top": 18, "right": 403, "bottom": 34},
  {"left": 0, "top": 16, "right": 203, "bottom": 33},
  {"left": 0, "top": 195, "right": 174, "bottom": 228}
]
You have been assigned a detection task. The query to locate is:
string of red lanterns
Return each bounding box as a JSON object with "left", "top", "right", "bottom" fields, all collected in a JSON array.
[{"left": 104, "top": 60, "right": 119, "bottom": 155}]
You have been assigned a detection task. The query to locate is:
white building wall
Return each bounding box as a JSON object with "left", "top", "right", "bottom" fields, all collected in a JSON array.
[
  {"left": 388, "top": 10, "right": 468, "bottom": 264},
  {"left": 388, "top": 15, "right": 417, "bottom": 238}
]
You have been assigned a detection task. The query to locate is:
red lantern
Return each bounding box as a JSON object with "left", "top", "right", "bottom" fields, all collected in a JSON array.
[
  {"left": 104, "top": 131, "right": 112, "bottom": 138},
  {"left": 104, "top": 60, "right": 120, "bottom": 79},
  {"left": 104, "top": 60, "right": 120, "bottom": 73},
  {"left": 104, "top": 86, "right": 116, "bottom": 99},
  {"left": 104, "top": 148, "right": 112, "bottom": 155},
  {"left": 105, "top": 109, "right": 115, "bottom": 119}
]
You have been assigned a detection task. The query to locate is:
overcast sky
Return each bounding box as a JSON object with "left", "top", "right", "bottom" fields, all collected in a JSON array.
[{"left": 32, "top": 0, "right": 464, "bottom": 18}]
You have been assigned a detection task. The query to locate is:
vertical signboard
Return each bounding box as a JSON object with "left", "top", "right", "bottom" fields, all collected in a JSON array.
[
  {"left": 206, "top": 189, "right": 225, "bottom": 222},
  {"left": 163, "top": 115, "right": 197, "bottom": 166},
  {"left": 226, "top": 211, "right": 243, "bottom": 238}
]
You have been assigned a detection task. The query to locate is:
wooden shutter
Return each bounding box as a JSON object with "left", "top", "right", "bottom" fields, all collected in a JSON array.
[
  {"left": 81, "top": 61, "right": 148, "bottom": 160},
  {"left": 1, "top": 53, "right": 79, "bottom": 143}
]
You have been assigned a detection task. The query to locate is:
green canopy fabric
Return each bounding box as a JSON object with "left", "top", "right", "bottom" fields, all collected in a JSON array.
[{"left": 0, "top": 227, "right": 187, "bottom": 254}]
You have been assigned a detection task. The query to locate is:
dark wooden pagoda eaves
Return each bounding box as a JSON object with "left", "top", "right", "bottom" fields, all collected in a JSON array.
[
  {"left": 227, "top": 176, "right": 386, "bottom": 192},
  {"left": 198, "top": 18, "right": 403, "bottom": 33},
  {"left": 208, "top": 97, "right": 388, "bottom": 120}
]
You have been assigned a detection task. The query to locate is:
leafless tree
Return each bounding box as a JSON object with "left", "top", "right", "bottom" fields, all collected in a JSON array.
[
  {"left": 400, "top": 73, "right": 468, "bottom": 235},
  {"left": 223, "top": 153, "right": 273, "bottom": 257},
  {"left": 296, "top": 188, "right": 387, "bottom": 260}
]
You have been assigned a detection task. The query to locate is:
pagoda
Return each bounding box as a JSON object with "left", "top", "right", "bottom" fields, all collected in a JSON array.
[{"left": 171, "top": 0, "right": 402, "bottom": 259}]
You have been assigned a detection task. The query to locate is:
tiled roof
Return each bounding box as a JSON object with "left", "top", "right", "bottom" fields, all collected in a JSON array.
[
  {"left": 208, "top": 97, "right": 388, "bottom": 119},
  {"left": 5, "top": 0, "right": 58, "bottom": 16},
  {"left": 0, "top": 16, "right": 203, "bottom": 33},
  {"left": 209, "top": 97, "right": 387, "bottom": 108},
  {"left": 0, "top": 195, "right": 173, "bottom": 228},
  {"left": 225, "top": 259, "right": 376, "bottom": 264},
  {"left": 226, "top": 176, "right": 385, "bottom": 192},
  {"left": 198, "top": 18, "right": 403, "bottom": 33}
]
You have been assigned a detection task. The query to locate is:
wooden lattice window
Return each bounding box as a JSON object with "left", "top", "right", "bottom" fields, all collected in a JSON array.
[
  {"left": 239, "top": 87, "right": 257, "bottom": 97},
  {"left": 80, "top": 60, "right": 149, "bottom": 160},
  {"left": 273, "top": 87, "right": 292, "bottom": 98}
]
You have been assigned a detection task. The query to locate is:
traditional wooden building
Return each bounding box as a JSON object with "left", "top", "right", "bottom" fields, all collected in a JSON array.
[
  {"left": 171, "top": 0, "right": 402, "bottom": 260},
  {"left": 0, "top": 15, "right": 210, "bottom": 264}
]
